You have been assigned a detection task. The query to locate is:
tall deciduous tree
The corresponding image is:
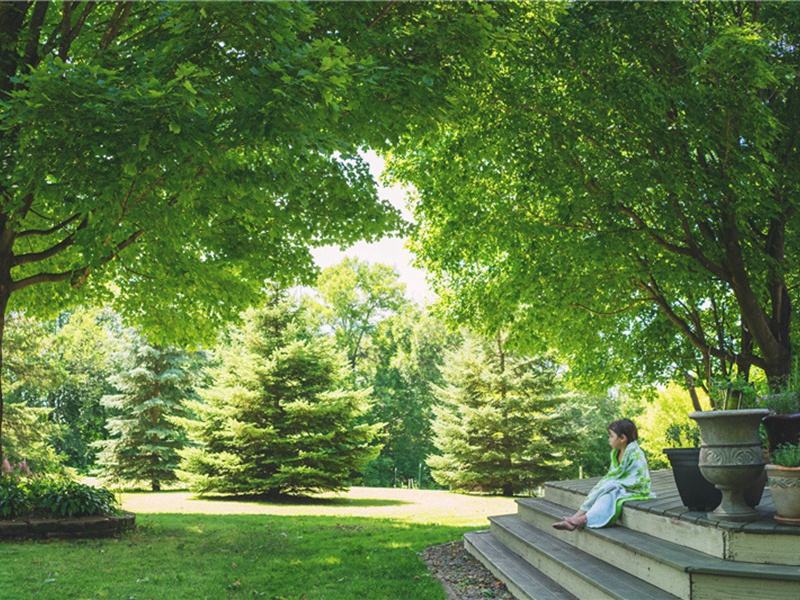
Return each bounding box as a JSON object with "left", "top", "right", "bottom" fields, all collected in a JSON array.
[
  {"left": 0, "top": 1, "right": 501, "bottom": 462},
  {"left": 315, "top": 258, "right": 408, "bottom": 375},
  {"left": 4, "top": 308, "right": 119, "bottom": 470},
  {"left": 390, "top": 1, "right": 800, "bottom": 398},
  {"left": 181, "top": 294, "right": 381, "bottom": 496},
  {"left": 428, "top": 333, "right": 574, "bottom": 496},
  {"left": 94, "top": 333, "right": 201, "bottom": 491},
  {"left": 361, "top": 308, "right": 459, "bottom": 488}
]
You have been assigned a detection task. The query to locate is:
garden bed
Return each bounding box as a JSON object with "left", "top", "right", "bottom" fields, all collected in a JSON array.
[{"left": 0, "top": 511, "right": 136, "bottom": 540}]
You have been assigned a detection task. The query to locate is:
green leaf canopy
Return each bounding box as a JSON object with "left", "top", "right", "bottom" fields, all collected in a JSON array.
[
  {"left": 390, "top": 1, "right": 800, "bottom": 392},
  {"left": 0, "top": 1, "right": 500, "bottom": 341}
]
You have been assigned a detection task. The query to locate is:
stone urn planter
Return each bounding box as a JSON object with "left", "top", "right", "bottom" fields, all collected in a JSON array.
[
  {"left": 689, "top": 409, "right": 770, "bottom": 521},
  {"left": 765, "top": 465, "right": 800, "bottom": 525},
  {"left": 663, "top": 447, "right": 766, "bottom": 512}
]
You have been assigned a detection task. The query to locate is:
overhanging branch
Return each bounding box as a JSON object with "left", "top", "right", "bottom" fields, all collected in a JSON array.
[
  {"left": 15, "top": 212, "right": 82, "bottom": 240},
  {"left": 11, "top": 228, "right": 144, "bottom": 292},
  {"left": 13, "top": 216, "right": 88, "bottom": 265}
]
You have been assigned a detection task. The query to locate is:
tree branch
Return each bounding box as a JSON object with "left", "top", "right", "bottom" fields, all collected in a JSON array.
[
  {"left": 367, "top": 0, "right": 399, "bottom": 29},
  {"left": 619, "top": 203, "right": 730, "bottom": 281},
  {"left": 15, "top": 212, "right": 81, "bottom": 240},
  {"left": 22, "top": 1, "right": 48, "bottom": 70},
  {"left": 636, "top": 276, "right": 765, "bottom": 370},
  {"left": 98, "top": 2, "right": 132, "bottom": 52},
  {"left": 571, "top": 298, "right": 649, "bottom": 316},
  {"left": 11, "top": 228, "right": 144, "bottom": 292},
  {"left": 13, "top": 216, "right": 87, "bottom": 266}
]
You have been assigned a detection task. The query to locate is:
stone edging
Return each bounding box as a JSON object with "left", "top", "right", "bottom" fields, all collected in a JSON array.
[{"left": 0, "top": 511, "right": 136, "bottom": 540}]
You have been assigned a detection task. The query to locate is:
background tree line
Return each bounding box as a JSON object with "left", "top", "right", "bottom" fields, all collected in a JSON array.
[{"left": 2, "top": 258, "right": 626, "bottom": 496}]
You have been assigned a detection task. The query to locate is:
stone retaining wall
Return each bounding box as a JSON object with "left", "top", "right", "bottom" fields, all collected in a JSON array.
[{"left": 0, "top": 512, "right": 136, "bottom": 540}]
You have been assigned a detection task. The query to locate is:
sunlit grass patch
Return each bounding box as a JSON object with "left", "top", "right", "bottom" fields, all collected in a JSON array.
[{"left": 0, "top": 487, "right": 516, "bottom": 599}]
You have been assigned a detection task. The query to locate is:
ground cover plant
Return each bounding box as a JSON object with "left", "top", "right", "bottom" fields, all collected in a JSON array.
[
  {"left": 0, "top": 473, "right": 119, "bottom": 520},
  {"left": 0, "top": 487, "right": 516, "bottom": 599}
]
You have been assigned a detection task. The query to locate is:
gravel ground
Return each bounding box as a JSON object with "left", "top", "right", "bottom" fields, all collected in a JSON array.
[{"left": 422, "top": 539, "right": 513, "bottom": 600}]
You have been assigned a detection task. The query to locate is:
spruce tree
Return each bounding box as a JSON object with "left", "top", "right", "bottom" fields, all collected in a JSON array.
[
  {"left": 182, "top": 294, "right": 381, "bottom": 496},
  {"left": 428, "top": 333, "right": 575, "bottom": 496},
  {"left": 95, "top": 333, "right": 200, "bottom": 491}
]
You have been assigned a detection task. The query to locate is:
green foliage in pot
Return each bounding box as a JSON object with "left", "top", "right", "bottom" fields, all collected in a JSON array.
[
  {"left": 771, "top": 443, "right": 800, "bottom": 468},
  {"left": 710, "top": 376, "right": 760, "bottom": 411},
  {"left": 757, "top": 360, "right": 800, "bottom": 415},
  {"left": 665, "top": 423, "right": 701, "bottom": 448},
  {"left": 759, "top": 392, "right": 800, "bottom": 415}
]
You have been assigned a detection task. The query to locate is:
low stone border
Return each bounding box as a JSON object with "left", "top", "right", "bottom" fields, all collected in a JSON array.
[{"left": 0, "top": 511, "right": 136, "bottom": 540}]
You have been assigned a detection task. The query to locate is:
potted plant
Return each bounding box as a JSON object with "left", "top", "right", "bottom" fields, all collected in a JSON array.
[
  {"left": 765, "top": 442, "right": 800, "bottom": 525},
  {"left": 758, "top": 368, "right": 800, "bottom": 454},
  {"left": 663, "top": 422, "right": 764, "bottom": 512},
  {"left": 689, "top": 376, "right": 769, "bottom": 520}
]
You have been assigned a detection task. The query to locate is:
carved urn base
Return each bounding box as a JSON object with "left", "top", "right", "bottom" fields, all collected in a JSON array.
[{"left": 690, "top": 409, "right": 770, "bottom": 521}]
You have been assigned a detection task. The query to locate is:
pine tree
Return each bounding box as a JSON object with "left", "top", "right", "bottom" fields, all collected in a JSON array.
[
  {"left": 95, "top": 333, "right": 200, "bottom": 491},
  {"left": 428, "top": 333, "right": 575, "bottom": 496},
  {"left": 181, "top": 294, "right": 381, "bottom": 496}
]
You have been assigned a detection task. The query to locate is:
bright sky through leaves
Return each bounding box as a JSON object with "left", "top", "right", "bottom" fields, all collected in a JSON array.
[{"left": 311, "top": 151, "right": 433, "bottom": 304}]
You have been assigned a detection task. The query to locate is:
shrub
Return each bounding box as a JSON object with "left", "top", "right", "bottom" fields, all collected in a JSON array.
[
  {"left": 771, "top": 443, "right": 800, "bottom": 468},
  {"left": 0, "top": 476, "right": 119, "bottom": 520},
  {"left": 0, "top": 476, "right": 31, "bottom": 519}
]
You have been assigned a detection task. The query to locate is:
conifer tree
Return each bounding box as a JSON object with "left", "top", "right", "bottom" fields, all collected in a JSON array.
[
  {"left": 428, "top": 333, "right": 575, "bottom": 496},
  {"left": 182, "top": 294, "right": 381, "bottom": 496},
  {"left": 95, "top": 334, "right": 200, "bottom": 491}
]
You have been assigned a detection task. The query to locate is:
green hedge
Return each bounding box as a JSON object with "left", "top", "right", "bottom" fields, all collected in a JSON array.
[{"left": 0, "top": 476, "right": 119, "bottom": 519}]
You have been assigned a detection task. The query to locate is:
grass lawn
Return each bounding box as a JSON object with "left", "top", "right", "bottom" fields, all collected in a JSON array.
[{"left": 0, "top": 487, "right": 517, "bottom": 599}]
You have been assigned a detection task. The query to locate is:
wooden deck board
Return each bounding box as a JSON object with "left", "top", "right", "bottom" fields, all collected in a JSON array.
[{"left": 548, "top": 468, "right": 800, "bottom": 537}]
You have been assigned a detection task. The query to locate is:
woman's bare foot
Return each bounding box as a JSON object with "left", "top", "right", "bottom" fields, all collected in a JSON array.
[{"left": 552, "top": 519, "right": 576, "bottom": 531}]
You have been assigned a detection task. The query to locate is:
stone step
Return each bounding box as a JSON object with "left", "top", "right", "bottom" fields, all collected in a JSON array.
[
  {"left": 542, "top": 474, "right": 800, "bottom": 565},
  {"left": 464, "top": 530, "right": 578, "bottom": 600},
  {"left": 513, "top": 499, "right": 800, "bottom": 600},
  {"left": 487, "top": 514, "right": 681, "bottom": 600}
]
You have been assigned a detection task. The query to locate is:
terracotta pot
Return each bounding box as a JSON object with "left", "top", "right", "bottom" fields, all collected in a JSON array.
[
  {"left": 689, "top": 409, "right": 769, "bottom": 521},
  {"left": 765, "top": 464, "right": 800, "bottom": 525}
]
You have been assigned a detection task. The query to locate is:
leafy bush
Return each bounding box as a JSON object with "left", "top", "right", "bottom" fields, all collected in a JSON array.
[
  {"left": 664, "top": 423, "right": 701, "bottom": 448},
  {"left": 771, "top": 443, "right": 800, "bottom": 468},
  {"left": 0, "top": 476, "right": 31, "bottom": 519},
  {"left": 0, "top": 476, "right": 119, "bottom": 520},
  {"left": 758, "top": 392, "right": 800, "bottom": 416},
  {"left": 29, "top": 478, "right": 119, "bottom": 517}
]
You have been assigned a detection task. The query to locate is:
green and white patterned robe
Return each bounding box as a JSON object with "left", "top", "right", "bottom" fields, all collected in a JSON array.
[{"left": 581, "top": 440, "right": 655, "bottom": 528}]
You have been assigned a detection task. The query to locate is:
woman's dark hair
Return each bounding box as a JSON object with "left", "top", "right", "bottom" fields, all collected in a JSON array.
[{"left": 608, "top": 419, "right": 638, "bottom": 442}]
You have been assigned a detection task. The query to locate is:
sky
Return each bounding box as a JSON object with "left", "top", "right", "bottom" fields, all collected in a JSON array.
[{"left": 310, "top": 151, "right": 435, "bottom": 305}]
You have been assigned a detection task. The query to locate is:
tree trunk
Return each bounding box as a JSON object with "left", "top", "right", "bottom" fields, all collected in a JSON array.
[{"left": 0, "top": 270, "right": 10, "bottom": 467}]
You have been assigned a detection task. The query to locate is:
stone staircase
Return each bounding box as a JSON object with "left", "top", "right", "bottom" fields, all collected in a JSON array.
[{"left": 464, "top": 470, "right": 800, "bottom": 600}]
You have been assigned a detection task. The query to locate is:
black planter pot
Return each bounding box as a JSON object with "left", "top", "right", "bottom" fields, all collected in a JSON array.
[
  {"left": 663, "top": 447, "right": 766, "bottom": 512},
  {"left": 762, "top": 413, "right": 800, "bottom": 454}
]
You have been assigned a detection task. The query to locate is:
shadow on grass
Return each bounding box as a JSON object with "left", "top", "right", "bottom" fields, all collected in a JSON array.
[{"left": 198, "top": 493, "right": 411, "bottom": 508}]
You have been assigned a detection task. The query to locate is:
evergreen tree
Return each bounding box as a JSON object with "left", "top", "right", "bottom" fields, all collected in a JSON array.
[
  {"left": 95, "top": 333, "right": 201, "bottom": 491},
  {"left": 182, "top": 294, "right": 381, "bottom": 497},
  {"left": 428, "top": 333, "right": 575, "bottom": 496}
]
